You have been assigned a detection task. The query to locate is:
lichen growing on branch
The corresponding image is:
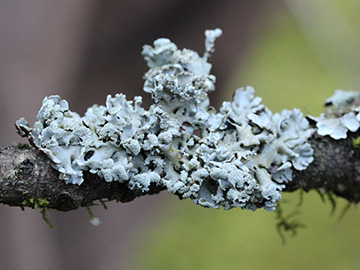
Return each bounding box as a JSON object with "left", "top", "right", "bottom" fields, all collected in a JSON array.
[
  {"left": 16, "top": 28, "right": 315, "bottom": 211},
  {"left": 309, "top": 90, "right": 360, "bottom": 140}
]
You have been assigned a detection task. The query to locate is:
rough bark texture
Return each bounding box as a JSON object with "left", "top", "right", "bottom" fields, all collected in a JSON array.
[
  {"left": 1, "top": 130, "right": 360, "bottom": 211},
  {"left": 0, "top": 144, "right": 165, "bottom": 211},
  {"left": 287, "top": 131, "right": 360, "bottom": 202}
]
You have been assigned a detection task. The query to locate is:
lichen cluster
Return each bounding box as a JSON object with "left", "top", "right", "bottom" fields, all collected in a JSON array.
[
  {"left": 309, "top": 90, "right": 360, "bottom": 140},
  {"left": 16, "top": 29, "right": 314, "bottom": 211}
]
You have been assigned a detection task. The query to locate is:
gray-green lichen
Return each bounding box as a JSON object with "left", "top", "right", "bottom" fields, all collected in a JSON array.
[
  {"left": 309, "top": 90, "right": 360, "bottom": 140},
  {"left": 16, "top": 28, "right": 314, "bottom": 211}
]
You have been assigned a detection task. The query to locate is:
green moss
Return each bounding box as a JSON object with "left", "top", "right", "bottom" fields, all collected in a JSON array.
[
  {"left": 22, "top": 198, "right": 50, "bottom": 209},
  {"left": 352, "top": 136, "right": 360, "bottom": 148},
  {"left": 21, "top": 198, "right": 55, "bottom": 229},
  {"left": 40, "top": 208, "right": 55, "bottom": 229}
]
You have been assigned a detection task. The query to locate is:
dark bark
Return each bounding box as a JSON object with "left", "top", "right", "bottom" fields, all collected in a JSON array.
[
  {"left": 0, "top": 145, "right": 165, "bottom": 211},
  {"left": 1, "top": 130, "right": 360, "bottom": 211},
  {"left": 287, "top": 131, "right": 360, "bottom": 203}
]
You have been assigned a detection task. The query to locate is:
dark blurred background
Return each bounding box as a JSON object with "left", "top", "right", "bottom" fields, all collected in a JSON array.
[{"left": 1, "top": 1, "right": 360, "bottom": 269}]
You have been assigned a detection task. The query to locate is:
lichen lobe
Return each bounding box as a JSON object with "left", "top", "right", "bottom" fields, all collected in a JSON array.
[{"left": 16, "top": 28, "right": 314, "bottom": 211}]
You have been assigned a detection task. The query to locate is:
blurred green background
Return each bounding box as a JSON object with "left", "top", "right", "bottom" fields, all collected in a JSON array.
[{"left": 130, "top": 1, "right": 360, "bottom": 269}]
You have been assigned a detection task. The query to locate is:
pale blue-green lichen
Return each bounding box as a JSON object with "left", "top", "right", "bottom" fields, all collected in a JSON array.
[
  {"left": 16, "top": 29, "right": 314, "bottom": 211},
  {"left": 309, "top": 89, "right": 360, "bottom": 140}
]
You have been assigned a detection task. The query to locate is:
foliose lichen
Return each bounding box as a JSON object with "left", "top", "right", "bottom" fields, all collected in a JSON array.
[
  {"left": 309, "top": 90, "right": 360, "bottom": 140},
  {"left": 16, "top": 28, "right": 314, "bottom": 211}
]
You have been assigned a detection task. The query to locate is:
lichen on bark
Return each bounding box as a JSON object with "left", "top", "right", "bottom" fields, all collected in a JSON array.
[{"left": 1, "top": 29, "right": 360, "bottom": 213}]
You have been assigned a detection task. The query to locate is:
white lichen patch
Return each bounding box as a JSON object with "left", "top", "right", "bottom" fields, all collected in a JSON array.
[
  {"left": 16, "top": 29, "right": 314, "bottom": 211},
  {"left": 310, "top": 90, "right": 360, "bottom": 140},
  {"left": 324, "top": 89, "right": 360, "bottom": 109}
]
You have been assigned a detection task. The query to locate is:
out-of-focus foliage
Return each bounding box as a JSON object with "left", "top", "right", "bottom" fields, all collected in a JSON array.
[
  {"left": 134, "top": 192, "right": 360, "bottom": 270},
  {"left": 131, "top": 2, "right": 360, "bottom": 269},
  {"left": 227, "top": 14, "right": 337, "bottom": 115}
]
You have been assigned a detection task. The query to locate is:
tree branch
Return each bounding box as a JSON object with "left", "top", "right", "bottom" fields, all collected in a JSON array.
[
  {"left": 288, "top": 131, "right": 360, "bottom": 203},
  {"left": 0, "top": 145, "right": 164, "bottom": 211},
  {"left": 3, "top": 30, "right": 360, "bottom": 212},
  {"left": 1, "top": 130, "right": 360, "bottom": 211}
]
